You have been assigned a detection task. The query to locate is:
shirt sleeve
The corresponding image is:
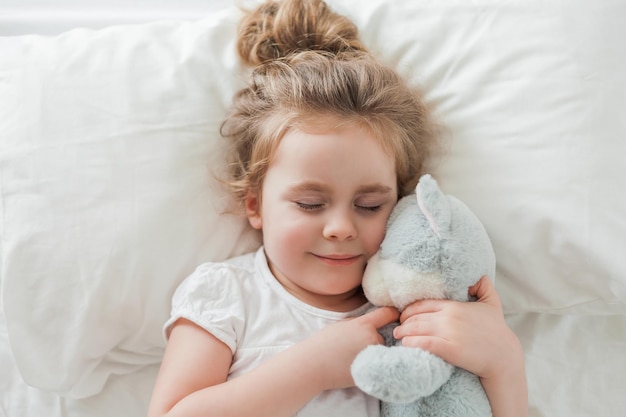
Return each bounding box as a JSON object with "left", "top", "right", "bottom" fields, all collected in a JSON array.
[{"left": 163, "top": 262, "right": 245, "bottom": 354}]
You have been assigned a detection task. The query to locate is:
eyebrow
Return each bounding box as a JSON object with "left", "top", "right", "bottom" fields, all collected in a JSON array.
[{"left": 287, "top": 181, "right": 394, "bottom": 195}]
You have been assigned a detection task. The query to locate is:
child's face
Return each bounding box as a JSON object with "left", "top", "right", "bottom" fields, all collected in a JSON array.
[{"left": 245, "top": 122, "right": 398, "bottom": 311}]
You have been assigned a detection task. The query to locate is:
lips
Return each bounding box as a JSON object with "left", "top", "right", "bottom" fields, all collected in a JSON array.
[{"left": 313, "top": 254, "right": 361, "bottom": 266}]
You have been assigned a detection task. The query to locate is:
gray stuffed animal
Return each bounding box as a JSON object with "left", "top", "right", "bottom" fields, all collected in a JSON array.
[{"left": 351, "top": 174, "right": 494, "bottom": 417}]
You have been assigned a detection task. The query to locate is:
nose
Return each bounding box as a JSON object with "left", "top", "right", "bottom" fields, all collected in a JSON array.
[{"left": 323, "top": 208, "right": 357, "bottom": 241}]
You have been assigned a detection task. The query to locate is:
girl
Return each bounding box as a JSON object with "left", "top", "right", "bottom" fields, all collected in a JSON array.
[{"left": 147, "top": 1, "right": 527, "bottom": 416}]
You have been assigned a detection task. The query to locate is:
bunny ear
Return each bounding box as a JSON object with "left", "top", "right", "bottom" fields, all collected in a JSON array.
[{"left": 415, "top": 174, "right": 452, "bottom": 237}]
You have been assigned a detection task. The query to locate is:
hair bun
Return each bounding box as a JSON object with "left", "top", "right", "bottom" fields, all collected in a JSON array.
[{"left": 237, "top": 0, "right": 366, "bottom": 66}]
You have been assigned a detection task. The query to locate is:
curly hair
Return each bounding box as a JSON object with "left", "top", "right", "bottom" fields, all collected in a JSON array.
[{"left": 220, "top": 0, "right": 438, "bottom": 209}]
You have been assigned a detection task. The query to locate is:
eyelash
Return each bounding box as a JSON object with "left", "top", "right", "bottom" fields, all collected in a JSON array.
[
  {"left": 296, "top": 202, "right": 324, "bottom": 211},
  {"left": 295, "top": 202, "right": 382, "bottom": 212},
  {"left": 358, "top": 205, "right": 382, "bottom": 213}
]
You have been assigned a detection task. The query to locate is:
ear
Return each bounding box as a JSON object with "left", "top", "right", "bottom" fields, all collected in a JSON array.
[
  {"left": 244, "top": 190, "right": 263, "bottom": 230},
  {"left": 415, "top": 174, "right": 451, "bottom": 236}
]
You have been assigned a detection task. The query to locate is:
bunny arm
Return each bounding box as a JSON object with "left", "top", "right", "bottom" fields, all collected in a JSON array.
[{"left": 351, "top": 338, "right": 454, "bottom": 403}]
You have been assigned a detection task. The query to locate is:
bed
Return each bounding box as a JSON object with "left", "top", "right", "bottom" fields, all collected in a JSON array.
[{"left": 1, "top": 1, "right": 625, "bottom": 416}]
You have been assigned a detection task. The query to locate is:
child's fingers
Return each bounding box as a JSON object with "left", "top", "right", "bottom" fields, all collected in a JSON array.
[
  {"left": 356, "top": 306, "right": 400, "bottom": 329},
  {"left": 393, "top": 315, "right": 438, "bottom": 340},
  {"left": 400, "top": 275, "right": 501, "bottom": 323},
  {"left": 398, "top": 335, "right": 452, "bottom": 358},
  {"left": 468, "top": 275, "right": 503, "bottom": 311},
  {"left": 399, "top": 299, "right": 445, "bottom": 323}
]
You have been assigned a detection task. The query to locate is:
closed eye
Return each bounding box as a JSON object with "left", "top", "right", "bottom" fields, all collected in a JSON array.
[
  {"left": 356, "top": 204, "right": 382, "bottom": 212},
  {"left": 296, "top": 202, "right": 325, "bottom": 211}
]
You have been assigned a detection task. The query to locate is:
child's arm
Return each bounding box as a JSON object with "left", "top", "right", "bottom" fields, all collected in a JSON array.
[
  {"left": 394, "top": 276, "right": 528, "bottom": 417},
  {"left": 147, "top": 307, "right": 400, "bottom": 417}
]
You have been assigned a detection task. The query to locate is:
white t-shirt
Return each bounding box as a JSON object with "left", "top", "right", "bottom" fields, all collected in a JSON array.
[{"left": 164, "top": 247, "right": 379, "bottom": 417}]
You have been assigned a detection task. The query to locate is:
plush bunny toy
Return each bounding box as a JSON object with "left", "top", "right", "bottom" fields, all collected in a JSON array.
[{"left": 351, "top": 174, "right": 495, "bottom": 417}]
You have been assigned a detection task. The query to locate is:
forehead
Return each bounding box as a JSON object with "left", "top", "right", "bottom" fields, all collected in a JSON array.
[
  {"left": 262, "top": 111, "right": 399, "bottom": 162},
  {"left": 268, "top": 122, "right": 397, "bottom": 188},
  {"left": 277, "top": 121, "right": 388, "bottom": 156}
]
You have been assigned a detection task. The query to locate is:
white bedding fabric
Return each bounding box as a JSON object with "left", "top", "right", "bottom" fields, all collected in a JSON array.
[
  {"left": 1, "top": 0, "right": 625, "bottom": 416},
  {"left": 0, "top": 0, "right": 234, "bottom": 36},
  {"left": 2, "top": 311, "right": 625, "bottom": 416}
]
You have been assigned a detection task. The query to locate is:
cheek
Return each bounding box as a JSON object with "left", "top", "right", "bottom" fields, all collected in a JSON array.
[
  {"left": 264, "top": 215, "right": 314, "bottom": 250},
  {"left": 363, "top": 217, "right": 389, "bottom": 255},
  {"left": 262, "top": 220, "right": 315, "bottom": 276},
  {"left": 278, "top": 226, "right": 308, "bottom": 249}
]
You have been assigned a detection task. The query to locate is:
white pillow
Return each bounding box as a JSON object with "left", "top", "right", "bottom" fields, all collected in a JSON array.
[
  {"left": 0, "top": 9, "right": 260, "bottom": 398},
  {"left": 1, "top": 0, "right": 625, "bottom": 400},
  {"left": 335, "top": 0, "right": 626, "bottom": 316}
]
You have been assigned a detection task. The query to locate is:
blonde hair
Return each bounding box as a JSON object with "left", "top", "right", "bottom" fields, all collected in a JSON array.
[{"left": 221, "top": 0, "right": 437, "bottom": 209}]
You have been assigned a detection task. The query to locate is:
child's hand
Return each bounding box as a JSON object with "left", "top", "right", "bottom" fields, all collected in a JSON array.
[
  {"left": 393, "top": 276, "right": 528, "bottom": 417},
  {"left": 304, "top": 306, "right": 400, "bottom": 390},
  {"left": 392, "top": 276, "right": 522, "bottom": 380}
]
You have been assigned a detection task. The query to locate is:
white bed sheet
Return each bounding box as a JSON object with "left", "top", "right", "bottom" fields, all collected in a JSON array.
[
  {"left": 3, "top": 310, "right": 625, "bottom": 417},
  {"left": 0, "top": 0, "right": 234, "bottom": 36},
  {"left": 511, "top": 314, "right": 626, "bottom": 416},
  {"left": 1, "top": 313, "right": 158, "bottom": 417}
]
